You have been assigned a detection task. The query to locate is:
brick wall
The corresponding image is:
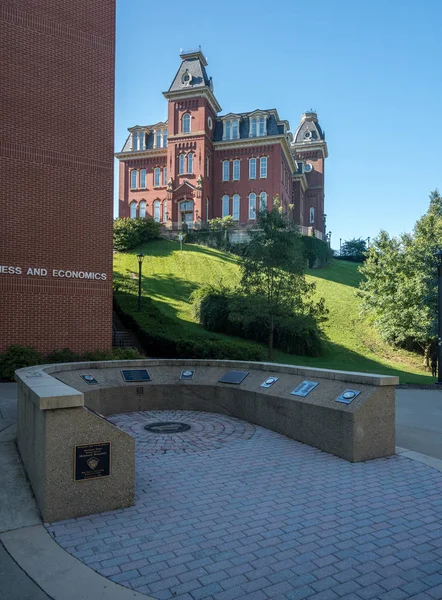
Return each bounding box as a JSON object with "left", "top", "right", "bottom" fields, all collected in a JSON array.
[{"left": 0, "top": 0, "right": 115, "bottom": 354}]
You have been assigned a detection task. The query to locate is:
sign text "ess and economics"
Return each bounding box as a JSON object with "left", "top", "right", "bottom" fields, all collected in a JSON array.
[{"left": 1, "top": 266, "right": 107, "bottom": 280}]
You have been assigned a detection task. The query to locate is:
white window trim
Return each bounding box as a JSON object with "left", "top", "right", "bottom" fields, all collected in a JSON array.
[
  {"left": 233, "top": 159, "right": 240, "bottom": 181},
  {"left": 223, "top": 119, "right": 240, "bottom": 141},
  {"left": 249, "top": 115, "right": 267, "bottom": 138},
  {"left": 179, "top": 154, "right": 185, "bottom": 175},
  {"left": 163, "top": 168, "right": 167, "bottom": 186},
  {"left": 260, "top": 157, "right": 267, "bottom": 179},
  {"left": 153, "top": 200, "right": 161, "bottom": 223},
  {"left": 154, "top": 167, "right": 161, "bottom": 187},
  {"left": 222, "top": 160, "right": 230, "bottom": 182},
  {"left": 130, "top": 201, "right": 137, "bottom": 219},
  {"left": 260, "top": 192, "right": 267, "bottom": 211},
  {"left": 233, "top": 194, "right": 240, "bottom": 221},
  {"left": 249, "top": 158, "right": 257, "bottom": 180},
  {"left": 139, "top": 201, "right": 146, "bottom": 218},
  {"left": 222, "top": 194, "right": 230, "bottom": 217},
  {"left": 130, "top": 170, "right": 137, "bottom": 189},
  {"left": 182, "top": 113, "right": 191, "bottom": 134},
  {"left": 188, "top": 153, "right": 193, "bottom": 174},
  {"left": 248, "top": 193, "right": 256, "bottom": 220},
  {"left": 310, "top": 207, "right": 315, "bottom": 224},
  {"left": 140, "top": 169, "right": 146, "bottom": 189}
]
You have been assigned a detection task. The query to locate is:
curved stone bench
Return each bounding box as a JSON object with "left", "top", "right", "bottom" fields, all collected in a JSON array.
[{"left": 16, "top": 359, "right": 398, "bottom": 521}]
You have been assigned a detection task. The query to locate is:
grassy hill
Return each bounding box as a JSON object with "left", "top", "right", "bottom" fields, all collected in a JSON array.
[{"left": 113, "top": 239, "right": 432, "bottom": 384}]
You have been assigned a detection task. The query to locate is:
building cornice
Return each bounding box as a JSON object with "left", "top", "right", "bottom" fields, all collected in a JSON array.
[
  {"left": 292, "top": 141, "right": 328, "bottom": 159},
  {"left": 214, "top": 134, "right": 297, "bottom": 173},
  {"left": 293, "top": 173, "right": 308, "bottom": 192},
  {"left": 163, "top": 87, "right": 221, "bottom": 114},
  {"left": 115, "top": 149, "right": 167, "bottom": 161}
]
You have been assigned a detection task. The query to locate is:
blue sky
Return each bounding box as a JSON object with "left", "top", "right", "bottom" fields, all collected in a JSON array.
[{"left": 114, "top": 0, "right": 441, "bottom": 250}]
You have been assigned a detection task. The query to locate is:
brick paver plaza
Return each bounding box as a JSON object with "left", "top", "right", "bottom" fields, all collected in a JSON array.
[{"left": 46, "top": 411, "right": 442, "bottom": 600}]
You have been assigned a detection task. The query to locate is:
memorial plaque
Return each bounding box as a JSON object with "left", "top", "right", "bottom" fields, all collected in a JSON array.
[
  {"left": 291, "top": 380, "right": 319, "bottom": 397},
  {"left": 180, "top": 369, "right": 195, "bottom": 380},
  {"left": 260, "top": 376, "right": 279, "bottom": 388},
  {"left": 336, "top": 389, "right": 361, "bottom": 404},
  {"left": 121, "top": 369, "right": 151, "bottom": 382},
  {"left": 74, "top": 442, "right": 111, "bottom": 481},
  {"left": 81, "top": 374, "right": 98, "bottom": 385},
  {"left": 219, "top": 370, "right": 249, "bottom": 384}
]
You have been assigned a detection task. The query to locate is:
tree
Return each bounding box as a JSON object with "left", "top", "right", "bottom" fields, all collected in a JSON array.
[
  {"left": 230, "top": 199, "right": 327, "bottom": 360},
  {"left": 358, "top": 190, "right": 442, "bottom": 366},
  {"left": 341, "top": 238, "right": 367, "bottom": 261}
]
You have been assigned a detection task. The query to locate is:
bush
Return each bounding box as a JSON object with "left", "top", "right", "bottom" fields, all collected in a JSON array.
[
  {"left": 302, "top": 236, "right": 332, "bottom": 268},
  {"left": 191, "top": 286, "right": 324, "bottom": 357},
  {"left": 113, "top": 217, "right": 161, "bottom": 251},
  {"left": 0, "top": 345, "right": 43, "bottom": 380},
  {"left": 45, "top": 348, "right": 81, "bottom": 363},
  {"left": 113, "top": 289, "right": 265, "bottom": 362}
]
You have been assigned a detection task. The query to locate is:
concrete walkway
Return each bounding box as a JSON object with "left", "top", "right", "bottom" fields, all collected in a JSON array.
[{"left": 1, "top": 382, "right": 442, "bottom": 600}]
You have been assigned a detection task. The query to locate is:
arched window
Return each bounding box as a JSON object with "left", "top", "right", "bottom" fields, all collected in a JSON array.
[
  {"left": 140, "top": 169, "right": 146, "bottom": 188},
  {"left": 154, "top": 167, "right": 161, "bottom": 187},
  {"left": 310, "top": 207, "right": 315, "bottom": 224},
  {"left": 249, "top": 158, "right": 257, "bottom": 179},
  {"left": 179, "top": 154, "right": 185, "bottom": 174},
  {"left": 260, "top": 192, "right": 267, "bottom": 212},
  {"left": 188, "top": 153, "right": 193, "bottom": 174},
  {"left": 249, "top": 193, "right": 256, "bottom": 219},
  {"left": 233, "top": 160, "right": 240, "bottom": 181},
  {"left": 130, "top": 170, "right": 137, "bottom": 189},
  {"left": 233, "top": 194, "right": 240, "bottom": 221},
  {"left": 222, "top": 194, "right": 230, "bottom": 217},
  {"left": 130, "top": 201, "right": 137, "bottom": 219},
  {"left": 260, "top": 157, "right": 267, "bottom": 178},
  {"left": 182, "top": 113, "right": 191, "bottom": 133},
  {"left": 154, "top": 200, "right": 161, "bottom": 223},
  {"left": 139, "top": 201, "right": 146, "bottom": 218},
  {"left": 222, "top": 160, "right": 230, "bottom": 181}
]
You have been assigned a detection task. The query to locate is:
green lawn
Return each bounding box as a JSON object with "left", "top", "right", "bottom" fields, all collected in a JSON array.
[{"left": 114, "top": 239, "right": 433, "bottom": 384}]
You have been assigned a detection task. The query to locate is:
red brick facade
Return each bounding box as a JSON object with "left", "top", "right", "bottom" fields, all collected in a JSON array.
[
  {"left": 117, "top": 51, "right": 328, "bottom": 238},
  {"left": 0, "top": 1, "right": 115, "bottom": 354}
]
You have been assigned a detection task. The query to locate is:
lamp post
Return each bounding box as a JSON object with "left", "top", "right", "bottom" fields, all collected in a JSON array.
[
  {"left": 137, "top": 253, "right": 144, "bottom": 312},
  {"left": 435, "top": 250, "right": 442, "bottom": 384}
]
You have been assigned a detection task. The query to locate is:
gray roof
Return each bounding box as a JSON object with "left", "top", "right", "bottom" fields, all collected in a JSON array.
[
  {"left": 168, "top": 55, "right": 211, "bottom": 93},
  {"left": 213, "top": 111, "right": 286, "bottom": 142}
]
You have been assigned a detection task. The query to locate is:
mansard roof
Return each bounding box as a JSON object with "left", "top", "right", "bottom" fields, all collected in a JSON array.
[
  {"left": 293, "top": 112, "right": 325, "bottom": 145},
  {"left": 213, "top": 109, "right": 288, "bottom": 141},
  {"left": 167, "top": 49, "right": 212, "bottom": 93}
]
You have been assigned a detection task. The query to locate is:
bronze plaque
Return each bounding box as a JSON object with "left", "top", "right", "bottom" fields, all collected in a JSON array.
[{"left": 74, "top": 442, "right": 111, "bottom": 481}]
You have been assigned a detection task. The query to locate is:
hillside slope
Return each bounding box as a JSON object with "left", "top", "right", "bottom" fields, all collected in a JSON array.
[{"left": 113, "top": 239, "right": 432, "bottom": 384}]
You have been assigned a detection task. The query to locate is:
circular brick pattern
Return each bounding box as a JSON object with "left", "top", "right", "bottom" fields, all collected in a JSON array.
[
  {"left": 46, "top": 411, "right": 442, "bottom": 600},
  {"left": 106, "top": 410, "right": 256, "bottom": 455}
]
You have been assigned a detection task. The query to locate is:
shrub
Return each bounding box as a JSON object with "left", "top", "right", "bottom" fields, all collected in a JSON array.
[
  {"left": 113, "top": 217, "right": 161, "bottom": 251},
  {"left": 113, "top": 290, "right": 265, "bottom": 362},
  {"left": 0, "top": 345, "right": 43, "bottom": 380},
  {"left": 191, "top": 287, "right": 324, "bottom": 357},
  {"left": 302, "top": 236, "right": 332, "bottom": 268},
  {"left": 45, "top": 348, "right": 81, "bottom": 363}
]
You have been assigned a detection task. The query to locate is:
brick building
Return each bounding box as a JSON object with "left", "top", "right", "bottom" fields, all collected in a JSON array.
[
  {"left": 0, "top": 1, "right": 115, "bottom": 354},
  {"left": 117, "top": 49, "right": 328, "bottom": 239}
]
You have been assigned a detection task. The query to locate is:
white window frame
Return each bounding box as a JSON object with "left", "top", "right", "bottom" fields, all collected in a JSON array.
[
  {"left": 222, "top": 194, "right": 230, "bottom": 217},
  {"left": 250, "top": 117, "right": 257, "bottom": 137},
  {"left": 163, "top": 167, "right": 167, "bottom": 186},
  {"left": 130, "top": 170, "right": 137, "bottom": 189},
  {"left": 132, "top": 132, "right": 138, "bottom": 151},
  {"left": 223, "top": 119, "right": 240, "bottom": 140},
  {"left": 163, "top": 130, "right": 168, "bottom": 147},
  {"left": 139, "top": 200, "right": 146, "bottom": 218},
  {"left": 179, "top": 154, "right": 185, "bottom": 174},
  {"left": 310, "top": 207, "right": 315, "bottom": 224},
  {"left": 156, "top": 130, "right": 162, "bottom": 148},
  {"left": 182, "top": 113, "right": 191, "bottom": 133},
  {"left": 140, "top": 169, "right": 146, "bottom": 189},
  {"left": 154, "top": 168, "right": 161, "bottom": 187},
  {"left": 139, "top": 132, "right": 145, "bottom": 150},
  {"left": 222, "top": 160, "right": 230, "bottom": 182},
  {"left": 130, "top": 201, "right": 137, "bottom": 219},
  {"left": 258, "top": 116, "right": 266, "bottom": 136},
  {"left": 188, "top": 153, "right": 193, "bottom": 174},
  {"left": 233, "top": 159, "right": 240, "bottom": 181},
  {"left": 249, "top": 158, "right": 257, "bottom": 179},
  {"left": 232, "top": 120, "right": 239, "bottom": 139},
  {"left": 233, "top": 194, "right": 240, "bottom": 221},
  {"left": 260, "top": 157, "right": 267, "bottom": 179},
  {"left": 153, "top": 200, "right": 161, "bottom": 223},
  {"left": 249, "top": 193, "right": 256, "bottom": 219},
  {"left": 260, "top": 192, "right": 267, "bottom": 211}
]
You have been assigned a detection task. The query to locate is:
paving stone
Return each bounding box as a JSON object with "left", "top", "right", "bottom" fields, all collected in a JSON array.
[{"left": 43, "top": 410, "right": 442, "bottom": 600}]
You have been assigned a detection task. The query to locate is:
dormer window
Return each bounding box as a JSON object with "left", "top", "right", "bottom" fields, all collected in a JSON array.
[
  {"left": 182, "top": 113, "right": 191, "bottom": 134},
  {"left": 153, "top": 128, "right": 167, "bottom": 148},
  {"left": 250, "top": 116, "right": 267, "bottom": 138},
  {"left": 223, "top": 119, "right": 240, "bottom": 141},
  {"left": 131, "top": 131, "right": 145, "bottom": 151}
]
